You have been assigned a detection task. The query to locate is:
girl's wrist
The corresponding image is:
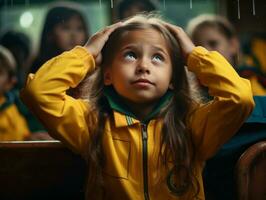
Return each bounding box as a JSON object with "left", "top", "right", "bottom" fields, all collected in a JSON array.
[
  {"left": 184, "top": 46, "right": 196, "bottom": 65},
  {"left": 83, "top": 45, "right": 95, "bottom": 57}
]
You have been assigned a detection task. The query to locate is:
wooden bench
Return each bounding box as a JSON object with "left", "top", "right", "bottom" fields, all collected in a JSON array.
[
  {"left": 2, "top": 140, "right": 265, "bottom": 200},
  {"left": 0, "top": 141, "right": 86, "bottom": 200},
  {"left": 236, "top": 140, "right": 266, "bottom": 200}
]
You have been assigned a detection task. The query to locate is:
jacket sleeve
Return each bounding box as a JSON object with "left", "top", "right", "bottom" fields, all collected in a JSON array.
[
  {"left": 20, "top": 46, "right": 96, "bottom": 155},
  {"left": 187, "top": 47, "right": 255, "bottom": 160}
]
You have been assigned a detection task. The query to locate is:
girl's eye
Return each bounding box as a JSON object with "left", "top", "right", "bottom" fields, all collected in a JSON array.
[
  {"left": 152, "top": 54, "right": 164, "bottom": 63},
  {"left": 124, "top": 52, "right": 136, "bottom": 61}
]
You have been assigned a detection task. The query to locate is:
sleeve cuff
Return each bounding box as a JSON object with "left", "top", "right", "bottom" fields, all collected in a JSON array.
[
  {"left": 70, "top": 46, "right": 96, "bottom": 71},
  {"left": 187, "top": 46, "right": 209, "bottom": 71}
]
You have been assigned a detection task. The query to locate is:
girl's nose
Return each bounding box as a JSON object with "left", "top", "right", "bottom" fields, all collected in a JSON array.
[{"left": 136, "top": 58, "right": 150, "bottom": 74}]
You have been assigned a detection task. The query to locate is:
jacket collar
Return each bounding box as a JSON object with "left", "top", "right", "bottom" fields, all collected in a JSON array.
[
  {"left": 103, "top": 86, "right": 173, "bottom": 127},
  {"left": 0, "top": 92, "right": 15, "bottom": 112}
]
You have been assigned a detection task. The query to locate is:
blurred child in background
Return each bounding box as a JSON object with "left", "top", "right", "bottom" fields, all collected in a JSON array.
[
  {"left": 30, "top": 2, "right": 89, "bottom": 73},
  {"left": 186, "top": 14, "right": 266, "bottom": 96},
  {"left": 0, "top": 45, "right": 30, "bottom": 140},
  {"left": 0, "top": 31, "right": 31, "bottom": 89},
  {"left": 239, "top": 35, "right": 266, "bottom": 96},
  {"left": 116, "top": 0, "right": 157, "bottom": 20}
]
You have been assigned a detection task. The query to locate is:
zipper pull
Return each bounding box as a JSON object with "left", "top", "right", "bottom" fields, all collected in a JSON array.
[{"left": 141, "top": 124, "right": 148, "bottom": 140}]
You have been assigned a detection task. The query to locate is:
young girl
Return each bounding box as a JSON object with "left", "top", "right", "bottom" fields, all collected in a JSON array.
[
  {"left": 186, "top": 14, "right": 266, "bottom": 96},
  {"left": 21, "top": 15, "right": 254, "bottom": 199}
]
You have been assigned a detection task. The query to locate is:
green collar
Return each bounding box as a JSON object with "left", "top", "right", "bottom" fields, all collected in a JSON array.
[
  {"left": 103, "top": 86, "right": 173, "bottom": 123},
  {"left": 0, "top": 92, "right": 15, "bottom": 112}
]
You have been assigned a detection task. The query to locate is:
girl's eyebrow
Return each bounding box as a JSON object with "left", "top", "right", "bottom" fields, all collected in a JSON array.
[
  {"left": 120, "top": 44, "right": 139, "bottom": 51},
  {"left": 120, "top": 44, "right": 169, "bottom": 56},
  {"left": 151, "top": 45, "right": 169, "bottom": 56}
]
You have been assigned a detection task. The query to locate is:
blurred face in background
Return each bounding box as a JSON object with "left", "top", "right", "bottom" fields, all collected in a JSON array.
[
  {"left": 121, "top": 2, "right": 154, "bottom": 19},
  {"left": 0, "top": 67, "right": 15, "bottom": 95},
  {"left": 52, "top": 15, "right": 87, "bottom": 51},
  {"left": 193, "top": 26, "right": 238, "bottom": 65}
]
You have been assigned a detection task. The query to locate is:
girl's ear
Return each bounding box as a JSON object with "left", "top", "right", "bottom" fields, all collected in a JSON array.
[
  {"left": 103, "top": 69, "right": 112, "bottom": 85},
  {"left": 169, "top": 83, "right": 174, "bottom": 90}
]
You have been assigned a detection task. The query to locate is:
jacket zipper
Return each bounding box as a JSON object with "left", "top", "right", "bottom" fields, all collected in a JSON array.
[{"left": 141, "top": 123, "right": 150, "bottom": 200}]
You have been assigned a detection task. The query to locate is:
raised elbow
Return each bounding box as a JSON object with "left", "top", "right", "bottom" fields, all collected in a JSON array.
[
  {"left": 20, "top": 74, "right": 44, "bottom": 107},
  {"left": 232, "top": 84, "right": 255, "bottom": 116}
]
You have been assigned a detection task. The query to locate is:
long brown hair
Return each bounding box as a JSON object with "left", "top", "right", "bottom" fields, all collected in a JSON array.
[{"left": 79, "top": 14, "right": 201, "bottom": 199}]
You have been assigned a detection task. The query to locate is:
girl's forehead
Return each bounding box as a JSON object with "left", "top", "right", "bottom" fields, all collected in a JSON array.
[{"left": 118, "top": 28, "right": 169, "bottom": 48}]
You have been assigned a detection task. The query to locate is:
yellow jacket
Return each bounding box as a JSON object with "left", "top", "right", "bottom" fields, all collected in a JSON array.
[
  {"left": 21, "top": 46, "right": 254, "bottom": 199},
  {"left": 0, "top": 94, "right": 30, "bottom": 140}
]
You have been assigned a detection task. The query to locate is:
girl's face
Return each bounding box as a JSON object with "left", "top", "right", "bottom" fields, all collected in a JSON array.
[
  {"left": 52, "top": 15, "right": 87, "bottom": 51},
  {"left": 104, "top": 28, "right": 172, "bottom": 105},
  {"left": 194, "top": 26, "right": 235, "bottom": 64}
]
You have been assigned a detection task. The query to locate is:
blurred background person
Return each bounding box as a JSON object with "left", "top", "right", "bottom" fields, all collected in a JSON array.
[
  {"left": 0, "top": 31, "right": 31, "bottom": 90},
  {"left": 186, "top": 14, "right": 266, "bottom": 96},
  {"left": 116, "top": 0, "right": 157, "bottom": 20},
  {"left": 0, "top": 45, "right": 30, "bottom": 141},
  {"left": 30, "top": 2, "right": 89, "bottom": 73},
  {"left": 239, "top": 34, "right": 266, "bottom": 96}
]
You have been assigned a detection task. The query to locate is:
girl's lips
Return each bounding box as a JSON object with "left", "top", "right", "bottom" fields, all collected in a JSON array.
[
  {"left": 131, "top": 79, "right": 154, "bottom": 89},
  {"left": 132, "top": 82, "right": 152, "bottom": 89},
  {"left": 132, "top": 79, "right": 154, "bottom": 85}
]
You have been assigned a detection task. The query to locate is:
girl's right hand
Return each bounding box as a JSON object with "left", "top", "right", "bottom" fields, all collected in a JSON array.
[
  {"left": 163, "top": 22, "right": 195, "bottom": 64},
  {"left": 84, "top": 22, "right": 122, "bottom": 65}
]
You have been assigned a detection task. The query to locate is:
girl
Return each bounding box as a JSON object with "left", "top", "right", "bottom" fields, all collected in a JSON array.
[
  {"left": 186, "top": 14, "right": 266, "bottom": 96},
  {"left": 30, "top": 2, "right": 89, "bottom": 73},
  {"left": 21, "top": 15, "right": 254, "bottom": 199}
]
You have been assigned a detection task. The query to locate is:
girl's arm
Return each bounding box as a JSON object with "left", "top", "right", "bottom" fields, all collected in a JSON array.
[
  {"left": 21, "top": 22, "right": 122, "bottom": 155},
  {"left": 187, "top": 47, "right": 254, "bottom": 160},
  {"left": 21, "top": 47, "right": 96, "bottom": 154},
  {"left": 164, "top": 23, "right": 255, "bottom": 160}
]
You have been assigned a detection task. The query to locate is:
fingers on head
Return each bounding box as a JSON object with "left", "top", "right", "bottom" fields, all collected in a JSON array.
[
  {"left": 163, "top": 23, "right": 186, "bottom": 40},
  {"left": 102, "top": 22, "right": 123, "bottom": 35}
]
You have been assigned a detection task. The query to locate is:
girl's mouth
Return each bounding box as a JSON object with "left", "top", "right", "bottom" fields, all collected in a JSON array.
[
  {"left": 132, "top": 78, "right": 154, "bottom": 85},
  {"left": 132, "top": 79, "right": 154, "bottom": 88}
]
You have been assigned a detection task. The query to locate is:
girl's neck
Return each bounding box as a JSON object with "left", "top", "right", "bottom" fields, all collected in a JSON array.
[{"left": 123, "top": 99, "right": 158, "bottom": 122}]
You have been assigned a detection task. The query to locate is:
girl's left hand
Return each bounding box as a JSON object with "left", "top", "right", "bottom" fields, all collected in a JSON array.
[
  {"left": 163, "top": 22, "right": 195, "bottom": 64},
  {"left": 85, "top": 22, "right": 123, "bottom": 65}
]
